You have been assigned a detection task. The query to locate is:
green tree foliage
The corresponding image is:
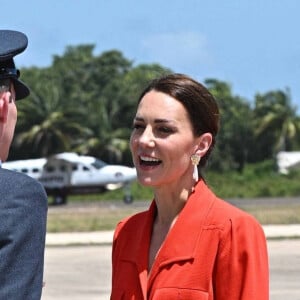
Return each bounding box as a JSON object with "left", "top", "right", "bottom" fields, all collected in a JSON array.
[
  {"left": 109, "top": 64, "right": 171, "bottom": 128},
  {"left": 69, "top": 49, "right": 134, "bottom": 163},
  {"left": 9, "top": 44, "right": 300, "bottom": 172},
  {"left": 205, "top": 79, "right": 254, "bottom": 172},
  {"left": 11, "top": 45, "right": 171, "bottom": 164},
  {"left": 253, "top": 88, "right": 300, "bottom": 160},
  {"left": 14, "top": 67, "right": 91, "bottom": 158}
]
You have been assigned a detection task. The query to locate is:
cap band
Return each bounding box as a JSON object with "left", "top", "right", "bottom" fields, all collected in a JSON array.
[{"left": 0, "top": 67, "right": 20, "bottom": 79}]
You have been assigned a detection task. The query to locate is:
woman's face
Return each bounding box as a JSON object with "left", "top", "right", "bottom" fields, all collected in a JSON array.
[{"left": 130, "top": 90, "right": 201, "bottom": 188}]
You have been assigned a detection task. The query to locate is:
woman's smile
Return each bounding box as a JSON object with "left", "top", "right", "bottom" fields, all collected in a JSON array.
[{"left": 139, "top": 155, "right": 162, "bottom": 167}]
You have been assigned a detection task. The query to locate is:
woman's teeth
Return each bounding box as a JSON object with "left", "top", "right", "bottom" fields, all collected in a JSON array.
[{"left": 140, "top": 156, "right": 161, "bottom": 165}]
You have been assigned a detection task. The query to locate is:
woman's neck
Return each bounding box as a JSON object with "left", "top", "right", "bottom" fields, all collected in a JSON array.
[{"left": 153, "top": 179, "right": 195, "bottom": 226}]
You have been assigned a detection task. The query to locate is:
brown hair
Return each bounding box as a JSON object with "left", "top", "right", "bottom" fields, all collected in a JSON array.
[{"left": 138, "top": 73, "right": 220, "bottom": 169}]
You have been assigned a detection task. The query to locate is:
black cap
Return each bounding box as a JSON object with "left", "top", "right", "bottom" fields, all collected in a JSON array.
[{"left": 0, "top": 30, "right": 30, "bottom": 100}]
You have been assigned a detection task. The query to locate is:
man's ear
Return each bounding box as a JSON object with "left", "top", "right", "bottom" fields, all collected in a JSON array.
[{"left": 0, "top": 97, "right": 8, "bottom": 123}]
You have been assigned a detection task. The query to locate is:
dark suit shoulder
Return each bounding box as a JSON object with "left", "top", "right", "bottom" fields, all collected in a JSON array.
[
  {"left": 0, "top": 168, "right": 47, "bottom": 299},
  {"left": 0, "top": 167, "right": 48, "bottom": 205},
  {"left": 1, "top": 167, "right": 43, "bottom": 186}
]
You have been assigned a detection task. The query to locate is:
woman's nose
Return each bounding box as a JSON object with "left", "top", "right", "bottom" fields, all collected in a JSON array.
[{"left": 138, "top": 127, "right": 155, "bottom": 147}]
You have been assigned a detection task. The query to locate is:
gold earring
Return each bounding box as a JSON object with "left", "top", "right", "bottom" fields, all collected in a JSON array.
[{"left": 191, "top": 154, "right": 201, "bottom": 182}]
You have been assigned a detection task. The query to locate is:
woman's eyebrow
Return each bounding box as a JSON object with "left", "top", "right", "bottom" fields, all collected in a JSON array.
[
  {"left": 134, "top": 116, "right": 173, "bottom": 124},
  {"left": 134, "top": 116, "right": 144, "bottom": 122}
]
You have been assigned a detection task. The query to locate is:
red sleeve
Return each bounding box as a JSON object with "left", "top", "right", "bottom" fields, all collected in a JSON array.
[{"left": 213, "top": 215, "right": 269, "bottom": 300}]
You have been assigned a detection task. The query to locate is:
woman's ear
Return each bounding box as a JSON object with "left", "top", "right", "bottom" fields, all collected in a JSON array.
[{"left": 195, "top": 133, "right": 212, "bottom": 157}]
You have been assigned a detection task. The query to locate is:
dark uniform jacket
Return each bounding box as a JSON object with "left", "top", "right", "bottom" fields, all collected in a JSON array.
[{"left": 0, "top": 168, "right": 48, "bottom": 300}]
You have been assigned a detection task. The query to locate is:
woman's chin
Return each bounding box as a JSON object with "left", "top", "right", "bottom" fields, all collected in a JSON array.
[{"left": 137, "top": 176, "right": 157, "bottom": 187}]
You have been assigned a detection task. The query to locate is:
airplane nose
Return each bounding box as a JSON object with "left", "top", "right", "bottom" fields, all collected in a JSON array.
[
  {"left": 127, "top": 167, "right": 137, "bottom": 180},
  {"left": 114, "top": 172, "right": 124, "bottom": 179},
  {"left": 114, "top": 167, "right": 137, "bottom": 181}
]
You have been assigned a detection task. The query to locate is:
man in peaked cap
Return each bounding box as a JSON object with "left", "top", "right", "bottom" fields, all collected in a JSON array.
[
  {"left": 0, "top": 29, "right": 30, "bottom": 100},
  {"left": 0, "top": 30, "right": 48, "bottom": 300}
]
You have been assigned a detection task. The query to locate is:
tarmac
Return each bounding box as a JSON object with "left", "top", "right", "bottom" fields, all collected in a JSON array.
[{"left": 46, "top": 224, "right": 300, "bottom": 246}]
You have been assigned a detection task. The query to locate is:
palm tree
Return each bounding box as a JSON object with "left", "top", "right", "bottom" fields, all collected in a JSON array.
[
  {"left": 254, "top": 88, "right": 300, "bottom": 153},
  {"left": 14, "top": 73, "right": 91, "bottom": 158},
  {"left": 205, "top": 79, "right": 254, "bottom": 172},
  {"left": 74, "top": 91, "right": 132, "bottom": 164}
]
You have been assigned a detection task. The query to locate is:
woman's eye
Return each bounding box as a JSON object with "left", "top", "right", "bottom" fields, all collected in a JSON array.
[
  {"left": 132, "top": 123, "right": 144, "bottom": 130},
  {"left": 158, "top": 127, "right": 174, "bottom": 134}
]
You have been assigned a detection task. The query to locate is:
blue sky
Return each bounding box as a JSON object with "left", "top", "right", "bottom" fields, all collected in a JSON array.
[{"left": 3, "top": 0, "right": 300, "bottom": 111}]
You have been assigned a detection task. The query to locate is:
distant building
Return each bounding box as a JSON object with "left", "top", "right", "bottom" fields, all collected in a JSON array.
[{"left": 276, "top": 151, "right": 300, "bottom": 174}]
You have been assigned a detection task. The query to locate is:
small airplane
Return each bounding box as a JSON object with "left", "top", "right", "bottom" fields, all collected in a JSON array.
[
  {"left": 2, "top": 152, "right": 137, "bottom": 205},
  {"left": 276, "top": 151, "right": 300, "bottom": 174}
]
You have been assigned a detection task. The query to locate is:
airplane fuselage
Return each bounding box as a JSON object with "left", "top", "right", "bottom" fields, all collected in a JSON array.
[{"left": 2, "top": 152, "right": 137, "bottom": 204}]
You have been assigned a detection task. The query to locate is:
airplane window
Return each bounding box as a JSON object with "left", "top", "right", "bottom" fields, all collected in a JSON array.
[
  {"left": 46, "top": 166, "right": 55, "bottom": 172},
  {"left": 60, "top": 165, "right": 67, "bottom": 172},
  {"left": 72, "top": 165, "right": 78, "bottom": 171},
  {"left": 21, "top": 168, "right": 28, "bottom": 173},
  {"left": 92, "top": 159, "right": 107, "bottom": 169},
  {"left": 32, "top": 168, "right": 40, "bottom": 173},
  {"left": 83, "top": 166, "right": 90, "bottom": 171}
]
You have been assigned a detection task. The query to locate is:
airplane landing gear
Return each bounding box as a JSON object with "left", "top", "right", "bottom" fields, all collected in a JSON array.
[
  {"left": 123, "top": 183, "right": 133, "bottom": 204},
  {"left": 123, "top": 194, "right": 133, "bottom": 204},
  {"left": 53, "top": 194, "right": 67, "bottom": 205},
  {"left": 50, "top": 188, "right": 67, "bottom": 205}
]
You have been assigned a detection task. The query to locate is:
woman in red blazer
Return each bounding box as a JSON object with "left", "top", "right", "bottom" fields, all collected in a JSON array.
[{"left": 111, "top": 73, "right": 269, "bottom": 300}]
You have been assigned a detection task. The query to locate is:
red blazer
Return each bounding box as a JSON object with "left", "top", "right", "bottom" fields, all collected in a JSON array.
[{"left": 111, "top": 180, "right": 269, "bottom": 299}]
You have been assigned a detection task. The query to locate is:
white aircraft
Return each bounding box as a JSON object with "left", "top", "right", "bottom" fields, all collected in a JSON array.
[
  {"left": 276, "top": 151, "right": 300, "bottom": 174},
  {"left": 2, "top": 152, "right": 137, "bottom": 205}
]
